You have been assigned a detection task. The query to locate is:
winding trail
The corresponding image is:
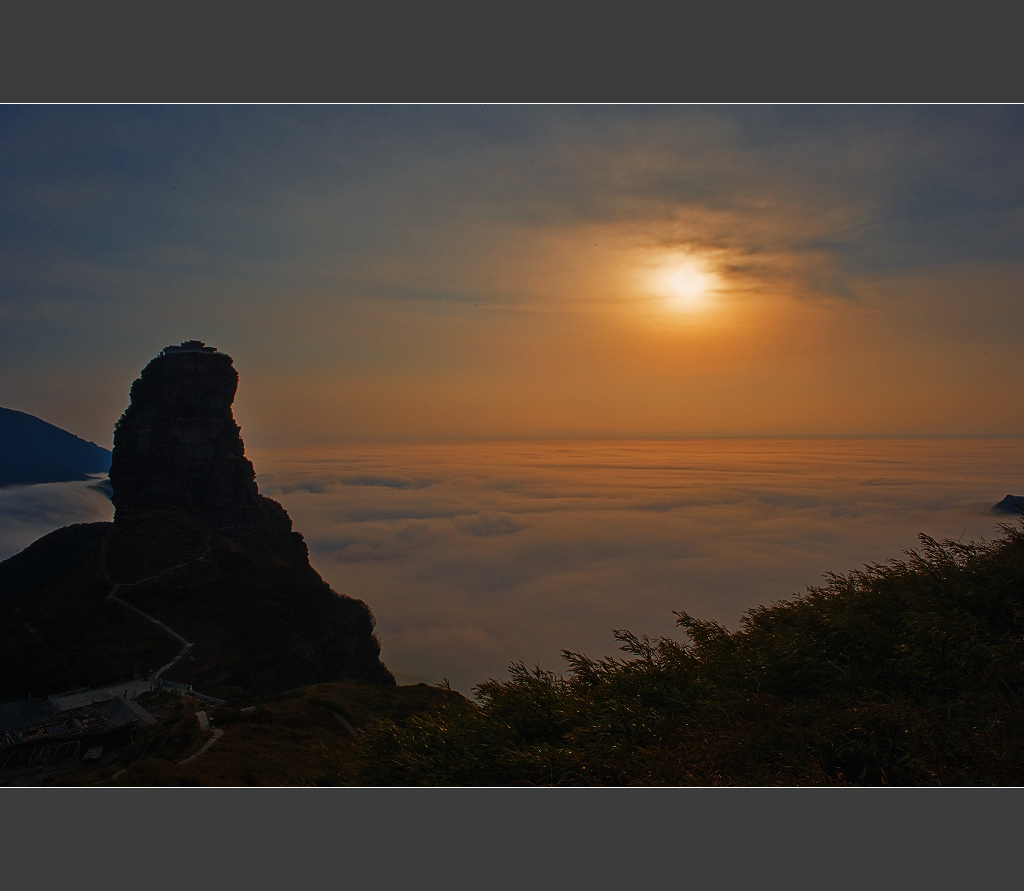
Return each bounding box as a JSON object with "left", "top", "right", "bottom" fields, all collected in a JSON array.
[
  {"left": 97, "top": 520, "right": 262, "bottom": 702},
  {"left": 179, "top": 711, "right": 225, "bottom": 765},
  {"left": 100, "top": 536, "right": 206, "bottom": 679},
  {"left": 179, "top": 729, "right": 224, "bottom": 764}
]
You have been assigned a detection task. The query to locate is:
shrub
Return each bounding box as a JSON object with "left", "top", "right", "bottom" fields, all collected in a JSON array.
[{"left": 361, "top": 523, "right": 1024, "bottom": 786}]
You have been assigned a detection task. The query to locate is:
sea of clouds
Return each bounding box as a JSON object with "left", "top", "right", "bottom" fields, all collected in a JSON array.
[
  {"left": 3, "top": 440, "right": 1021, "bottom": 693},
  {"left": 251, "top": 439, "right": 1023, "bottom": 691}
]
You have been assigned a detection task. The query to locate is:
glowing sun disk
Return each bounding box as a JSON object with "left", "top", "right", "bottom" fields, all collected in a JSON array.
[
  {"left": 670, "top": 267, "right": 707, "bottom": 299},
  {"left": 653, "top": 259, "right": 715, "bottom": 312}
]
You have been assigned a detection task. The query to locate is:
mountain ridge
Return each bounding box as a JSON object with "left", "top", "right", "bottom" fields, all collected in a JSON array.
[{"left": 0, "top": 406, "right": 111, "bottom": 487}]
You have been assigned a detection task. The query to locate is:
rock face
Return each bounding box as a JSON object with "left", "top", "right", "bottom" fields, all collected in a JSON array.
[
  {"left": 0, "top": 341, "right": 395, "bottom": 699},
  {"left": 109, "top": 343, "right": 258, "bottom": 524}
]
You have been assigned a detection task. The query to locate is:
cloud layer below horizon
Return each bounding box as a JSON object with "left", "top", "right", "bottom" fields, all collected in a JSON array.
[
  {"left": 2, "top": 438, "right": 1021, "bottom": 693},
  {"left": 251, "top": 439, "right": 1022, "bottom": 690}
]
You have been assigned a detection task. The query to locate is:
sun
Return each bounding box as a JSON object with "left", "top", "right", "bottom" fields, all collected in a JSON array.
[
  {"left": 650, "top": 256, "right": 717, "bottom": 312},
  {"left": 667, "top": 266, "right": 708, "bottom": 305}
]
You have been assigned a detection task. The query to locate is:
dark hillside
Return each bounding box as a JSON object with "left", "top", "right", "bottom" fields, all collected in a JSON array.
[
  {"left": 47, "top": 680, "right": 465, "bottom": 786},
  {"left": 101, "top": 494, "right": 395, "bottom": 696},
  {"left": 361, "top": 523, "right": 1024, "bottom": 786},
  {"left": 0, "top": 522, "right": 178, "bottom": 700},
  {"left": 0, "top": 407, "right": 111, "bottom": 486},
  {"left": 35, "top": 523, "right": 1024, "bottom": 786}
]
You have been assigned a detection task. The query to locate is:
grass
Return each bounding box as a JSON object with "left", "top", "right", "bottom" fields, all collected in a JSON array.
[{"left": 359, "top": 523, "right": 1024, "bottom": 786}]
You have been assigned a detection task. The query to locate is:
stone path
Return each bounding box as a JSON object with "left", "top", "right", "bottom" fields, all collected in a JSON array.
[
  {"left": 179, "top": 711, "right": 225, "bottom": 764},
  {"left": 178, "top": 729, "right": 224, "bottom": 764},
  {"left": 93, "top": 522, "right": 263, "bottom": 709},
  {"left": 100, "top": 537, "right": 200, "bottom": 680},
  {"left": 50, "top": 679, "right": 156, "bottom": 711}
]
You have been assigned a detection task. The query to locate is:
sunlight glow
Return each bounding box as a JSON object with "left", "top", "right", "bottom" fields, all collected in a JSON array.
[{"left": 648, "top": 255, "right": 719, "bottom": 313}]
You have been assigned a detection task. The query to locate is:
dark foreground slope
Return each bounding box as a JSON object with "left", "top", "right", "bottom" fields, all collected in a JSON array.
[
  {"left": 102, "top": 496, "right": 394, "bottom": 696},
  {"left": 0, "top": 502, "right": 393, "bottom": 700},
  {"left": 0, "top": 522, "right": 174, "bottom": 699},
  {"left": 361, "top": 525, "right": 1024, "bottom": 786},
  {"left": 37, "top": 524, "right": 1024, "bottom": 787},
  {"left": 0, "top": 343, "right": 393, "bottom": 701},
  {"left": 0, "top": 407, "right": 111, "bottom": 486},
  {"left": 44, "top": 680, "right": 464, "bottom": 787}
]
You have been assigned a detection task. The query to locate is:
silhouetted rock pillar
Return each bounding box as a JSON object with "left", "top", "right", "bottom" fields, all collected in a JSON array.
[{"left": 109, "top": 342, "right": 259, "bottom": 524}]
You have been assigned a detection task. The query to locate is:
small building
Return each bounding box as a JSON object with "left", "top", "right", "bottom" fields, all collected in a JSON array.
[
  {"left": 160, "top": 340, "right": 220, "bottom": 356},
  {"left": 1, "top": 695, "right": 152, "bottom": 774},
  {"left": 0, "top": 697, "right": 59, "bottom": 738}
]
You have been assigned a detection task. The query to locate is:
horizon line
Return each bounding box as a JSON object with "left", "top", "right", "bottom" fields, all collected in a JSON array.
[{"left": 243, "top": 432, "right": 1024, "bottom": 449}]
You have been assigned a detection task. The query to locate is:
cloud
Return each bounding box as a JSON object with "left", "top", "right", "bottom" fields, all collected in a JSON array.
[
  {"left": 0, "top": 477, "right": 113, "bottom": 561},
  {"left": 247, "top": 441, "right": 1021, "bottom": 692},
  {"left": 457, "top": 511, "right": 528, "bottom": 538},
  {"left": 3, "top": 442, "right": 1019, "bottom": 693}
]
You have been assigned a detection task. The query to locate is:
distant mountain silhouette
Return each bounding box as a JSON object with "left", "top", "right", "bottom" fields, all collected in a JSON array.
[
  {"left": 0, "top": 407, "right": 111, "bottom": 487},
  {"left": 993, "top": 494, "right": 1024, "bottom": 515}
]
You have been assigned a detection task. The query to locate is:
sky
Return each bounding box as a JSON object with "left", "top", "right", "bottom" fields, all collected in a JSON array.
[
  {"left": 1, "top": 105, "right": 1023, "bottom": 447},
  {"left": 2, "top": 106, "right": 1024, "bottom": 691}
]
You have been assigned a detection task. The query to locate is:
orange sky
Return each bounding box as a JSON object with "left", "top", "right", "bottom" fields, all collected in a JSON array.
[
  {"left": 1, "top": 107, "right": 1022, "bottom": 446},
  {"left": 233, "top": 250, "right": 1024, "bottom": 444}
]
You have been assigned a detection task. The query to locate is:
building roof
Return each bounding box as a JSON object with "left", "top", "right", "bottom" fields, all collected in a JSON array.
[
  {"left": 0, "top": 698, "right": 58, "bottom": 732},
  {"left": 160, "top": 340, "right": 221, "bottom": 356}
]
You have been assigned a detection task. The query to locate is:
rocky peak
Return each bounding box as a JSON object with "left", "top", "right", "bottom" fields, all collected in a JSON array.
[
  {"left": 109, "top": 342, "right": 259, "bottom": 523},
  {"left": 993, "top": 494, "right": 1024, "bottom": 515},
  {"left": 1, "top": 341, "right": 395, "bottom": 698}
]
